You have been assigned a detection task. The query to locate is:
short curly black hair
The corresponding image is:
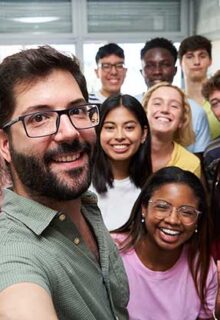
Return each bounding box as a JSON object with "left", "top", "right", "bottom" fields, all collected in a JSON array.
[{"left": 140, "top": 37, "right": 178, "bottom": 63}]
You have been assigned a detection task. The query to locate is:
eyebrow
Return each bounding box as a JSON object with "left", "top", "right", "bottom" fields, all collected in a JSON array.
[
  {"left": 103, "top": 120, "right": 137, "bottom": 124},
  {"left": 19, "top": 98, "right": 86, "bottom": 116}
]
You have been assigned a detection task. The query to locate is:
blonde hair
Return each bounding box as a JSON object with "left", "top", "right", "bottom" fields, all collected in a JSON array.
[{"left": 142, "top": 82, "right": 195, "bottom": 147}]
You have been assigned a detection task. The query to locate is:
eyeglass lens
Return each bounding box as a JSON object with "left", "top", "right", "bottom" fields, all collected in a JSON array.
[
  {"left": 23, "top": 105, "right": 99, "bottom": 138},
  {"left": 149, "top": 200, "right": 199, "bottom": 225}
]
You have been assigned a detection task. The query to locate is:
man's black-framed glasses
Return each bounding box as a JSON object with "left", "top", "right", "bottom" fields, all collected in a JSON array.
[{"left": 2, "top": 103, "right": 100, "bottom": 138}]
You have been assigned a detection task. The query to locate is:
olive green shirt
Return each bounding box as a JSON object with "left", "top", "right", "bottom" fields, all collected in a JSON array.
[{"left": 0, "top": 189, "right": 129, "bottom": 320}]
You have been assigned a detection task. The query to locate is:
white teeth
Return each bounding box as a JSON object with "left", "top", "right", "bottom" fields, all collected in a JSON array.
[
  {"left": 156, "top": 117, "right": 170, "bottom": 122},
  {"left": 54, "top": 153, "right": 80, "bottom": 162},
  {"left": 113, "top": 144, "right": 127, "bottom": 149},
  {"left": 160, "top": 228, "right": 180, "bottom": 236}
]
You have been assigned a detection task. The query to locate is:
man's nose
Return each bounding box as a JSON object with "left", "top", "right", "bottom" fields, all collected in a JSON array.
[{"left": 54, "top": 114, "right": 80, "bottom": 142}]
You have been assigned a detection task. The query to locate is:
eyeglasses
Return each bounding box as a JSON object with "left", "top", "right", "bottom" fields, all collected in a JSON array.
[
  {"left": 98, "top": 62, "right": 125, "bottom": 72},
  {"left": 148, "top": 199, "right": 201, "bottom": 225},
  {"left": 2, "top": 103, "right": 100, "bottom": 138}
]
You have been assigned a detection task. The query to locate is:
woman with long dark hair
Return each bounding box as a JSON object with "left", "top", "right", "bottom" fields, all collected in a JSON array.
[
  {"left": 91, "top": 94, "right": 152, "bottom": 230},
  {"left": 113, "top": 166, "right": 217, "bottom": 320}
]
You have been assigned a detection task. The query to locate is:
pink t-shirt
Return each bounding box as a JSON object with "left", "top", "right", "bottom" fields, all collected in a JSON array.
[{"left": 113, "top": 235, "right": 217, "bottom": 320}]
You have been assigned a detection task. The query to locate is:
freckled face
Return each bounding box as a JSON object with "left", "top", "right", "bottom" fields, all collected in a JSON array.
[{"left": 146, "top": 86, "right": 183, "bottom": 136}]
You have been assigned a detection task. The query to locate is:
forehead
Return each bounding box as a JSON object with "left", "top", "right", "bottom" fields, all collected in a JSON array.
[
  {"left": 13, "top": 69, "right": 84, "bottom": 115},
  {"left": 99, "top": 54, "right": 124, "bottom": 63},
  {"left": 104, "top": 106, "right": 137, "bottom": 122},
  {"left": 150, "top": 86, "right": 182, "bottom": 100},
  {"left": 210, "top": 90, "right": 220, "bottom": 100},
  {"left": 143, "top": 47, "right": 175, "bottom": 63},
  {"left": 152, "top": 183, "right": 198, "bottom": 204},
  {"left": 184, "top": 49, "right": 209, "bottom": 56}
]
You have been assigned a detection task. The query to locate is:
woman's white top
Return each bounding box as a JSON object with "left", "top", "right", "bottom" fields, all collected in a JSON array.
[{"left": 90, "top": 177, "right": 141, "bottom": 231}]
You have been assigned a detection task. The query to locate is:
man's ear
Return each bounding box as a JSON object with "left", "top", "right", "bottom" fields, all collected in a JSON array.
[
  {"left": 95, "top": 68, "right": 100, "bottom": 79},
  {"left": 174, "top": 66, "right": 177, "bottom": 76},
  {"left": 0, "top": 130, "right": 11, "bottom": 163}
]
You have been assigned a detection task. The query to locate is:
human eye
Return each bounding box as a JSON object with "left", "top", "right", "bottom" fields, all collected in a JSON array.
[
  {"left": 200, "top": 52, "right": 208, "bottom": 59},
  {"left": 161, "top": 62, "right": 171, "bottom": 68},
  {"left": 25, "top": 111, "right": 52, "bottom": 127},
  {"left": 154, "top": 201, "right": 170, "bottom": 211},
  {"left": 125, "top": 123, "right": 135, "bottom": 131},
  {"left": 101, "top": 63, "right": 111, "bottom": 71},
  {"left": 115, "top": 63, "right": 124, "bottom": 70},
  {"left": 179, "top": 206, "right": 196, "bottom": 217},
  {"left": 103, "top": 124, "right": 115, "bottom": 131},
  {"left": 144, "top": 63, "right": 154, "bottom": 70},
  {"left": 211, "top": 100, "right": 220, "bottom": 109},
  {"left": 171, "top": 104, "right": 180, "bottom": 109},
  {"left": 69, "top": 106, "right": 87, "bottom": 117},
  {"left": 152, "top": 100, "right": 161, "bottom": 107},
  {"left": 185, "top": 53, "right": 193, "bottom": 59}
]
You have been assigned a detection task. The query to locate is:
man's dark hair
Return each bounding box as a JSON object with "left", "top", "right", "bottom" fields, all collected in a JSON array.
[
  {"left": 179, "top": 35, "right": 212, "bottom": 61},
  {"left": 95, "top": 43, "right": 125, "bottom": 64},
  {"left": 0, "top": 45, "right": 88, "bottom": 128},
  {"left": 202, "top": 70, "right": 220, "bottom": 100},
  {"left": 140, "top": 37, "right": 178, "bottom": 63}
]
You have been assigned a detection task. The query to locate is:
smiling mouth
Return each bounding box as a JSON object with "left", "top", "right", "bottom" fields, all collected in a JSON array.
[
  {"left": 52, "top": 152, "right": 81, "bottom": 163},
  {"left": 160, "top": 228, "right": 181, "bottom": 236},
  {"left": 155, "top": 116, "right": 171, "bottom": 122}
]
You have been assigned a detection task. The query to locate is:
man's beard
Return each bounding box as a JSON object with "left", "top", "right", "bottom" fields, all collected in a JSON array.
[{"left": 9, "top": 140, "right": 93, "bottom": 201}]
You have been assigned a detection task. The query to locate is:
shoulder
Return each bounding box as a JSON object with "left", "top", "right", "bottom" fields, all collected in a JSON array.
[{"left": 188, "top": 99, "right": 206, "bottom": 115}]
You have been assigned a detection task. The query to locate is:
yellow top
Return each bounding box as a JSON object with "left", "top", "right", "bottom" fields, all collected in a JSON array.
[
  {"left": 203, "top": 100, "right": 220, "bottom": 140},
  {"left": 167, "top": 142, "right": 201, "bottom": 178}
]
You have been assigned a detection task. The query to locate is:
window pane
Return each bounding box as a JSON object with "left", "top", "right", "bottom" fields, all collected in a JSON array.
[
  {"left": 0, "top": 0, "right": 72, "bottom": 33},
  {"left": 87, "top": 0, "right": 181, "bottom": 33}
]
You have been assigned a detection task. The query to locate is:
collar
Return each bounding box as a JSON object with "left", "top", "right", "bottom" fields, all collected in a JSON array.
[{"left": 2, "top": 189, "right": 99, "bottom": 236}]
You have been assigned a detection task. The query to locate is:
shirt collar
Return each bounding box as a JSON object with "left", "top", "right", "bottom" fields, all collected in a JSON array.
[{"left": 2, "top": 189, "right": 58, "bottom": 235}]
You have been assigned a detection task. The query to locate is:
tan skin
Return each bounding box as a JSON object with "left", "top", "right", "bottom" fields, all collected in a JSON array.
[
  {"left": 146, "top": 86, "right": 184, "bottom": 173},
  {"left": 0, "top": 70, "right": 98, "bottom": 320},
  {"left": 180, "top": 49, "right": 212, "bottom": 106},
  {"left": 100, "top": 105, "right": 147, "bottom": 180}
]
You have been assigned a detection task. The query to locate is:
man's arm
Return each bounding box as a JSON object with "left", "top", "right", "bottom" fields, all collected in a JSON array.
[{"left": 0, "top": 283, "right": 58, "bottom": 320}]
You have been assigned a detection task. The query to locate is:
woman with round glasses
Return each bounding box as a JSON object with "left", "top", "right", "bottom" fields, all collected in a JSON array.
[{"left": 112, "top": 166, "right": 217, "bottom": 320}]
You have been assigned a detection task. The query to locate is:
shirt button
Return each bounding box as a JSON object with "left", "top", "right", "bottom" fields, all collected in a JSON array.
[
  {"left": 73, "top": 237, "right": 80, "bottom": 245},
  {"left": 59, "top": 213, "right": 66, "bottom": 221}
]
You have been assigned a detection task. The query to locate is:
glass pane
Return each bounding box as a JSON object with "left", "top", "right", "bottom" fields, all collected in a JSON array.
[
  {"left": 87, "top": 0, "right": 181, "bottom": 33},
  {"left": 0, "top": 0, "right": 72, "bottom": 33}
]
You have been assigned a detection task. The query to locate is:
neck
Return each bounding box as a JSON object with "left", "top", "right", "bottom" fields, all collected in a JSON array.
[
  {"left": 151, "top": 135, "right": 174, "bottom": 172},
  {"left": 110, "top": 159, "right": 130, "bottom": 180},
  {"left": 100, "top": 88, "right": 120, "bottom": 98},
  {"left": 135, "top": 234, "right": 182, "bottom": 271},
  {"left": 184, "top": 76, "right": 207, "bottom": 105}
]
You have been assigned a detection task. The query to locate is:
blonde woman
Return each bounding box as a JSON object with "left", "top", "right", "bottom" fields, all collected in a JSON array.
[{"left": 143, "top": 82, "right": 201, "bottom": 177}]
